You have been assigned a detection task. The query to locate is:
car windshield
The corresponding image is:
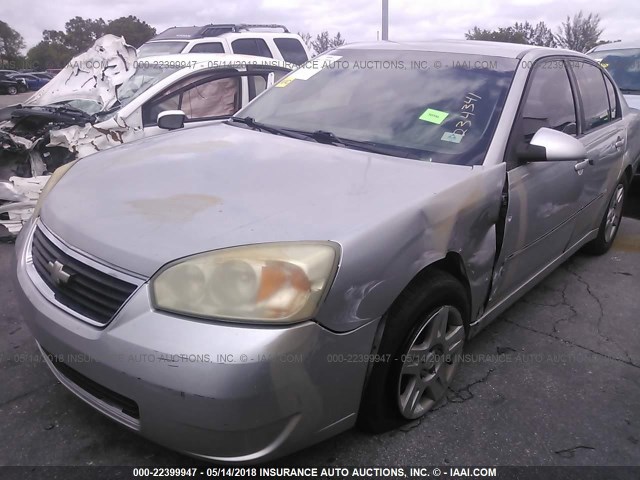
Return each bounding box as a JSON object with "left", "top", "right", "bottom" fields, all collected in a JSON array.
[
  {"left": 138, "top": 42, "right": 189, "bottom": 57},
  {"left": 51, "top": 99, "right": 104, "bottom": 115},
  {"left": 115, "top": 65, "right": 183, "bottom": 107},
  {"left": 237, "top": 49, "right": 518, "bottom": 165},
  {"left": 589, "top": 49, "right": 640, "bottom": 93}
]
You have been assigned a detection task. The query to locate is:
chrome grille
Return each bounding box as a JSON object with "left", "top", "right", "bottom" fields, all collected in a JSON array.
[{"left": 30, "top": 225, "right": 139, "bottom": 325}]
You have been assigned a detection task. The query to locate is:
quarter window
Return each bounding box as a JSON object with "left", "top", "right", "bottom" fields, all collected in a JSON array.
[
  {"left": 189, "top": 43, "right": 225, "bottom": 54},
  {"left": 572, "top": 62, "right": 611, "bottom": 131},
  {"left": 603, "top": 75, "right": 619, "bottom": 120},
  {"left": 273, "top": 38, "right": 308, "bottom": 65},
  {"left": 231, "top": 39, "right": 273, "bottom": 58},
  {"left": 520, "top": 60, "right": 577, "bottom": 142}
]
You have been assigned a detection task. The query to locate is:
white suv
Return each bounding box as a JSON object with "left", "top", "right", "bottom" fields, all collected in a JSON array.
[{"left": 138, "top": 24, "right": 311, "bottom": 65}]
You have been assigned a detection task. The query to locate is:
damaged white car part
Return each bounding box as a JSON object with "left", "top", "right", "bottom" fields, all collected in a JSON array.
[{"left": 0, "top": 34, "right": 292, "bottom": 236}]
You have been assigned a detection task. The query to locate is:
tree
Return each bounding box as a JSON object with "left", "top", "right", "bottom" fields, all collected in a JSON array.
[
  {"left": 0, "top": 21, "right": 26, "bottom": 61},
  {"left": 297, "top": 32, "right": 313, "bottom": 52},
  {"left": 555, "top": 11, "right": 604, "bottom": 52},
  {"left": 42, "top": 16, "right": 108, "bottom": 54},
  {"left": 465, "top": 26, "right": 527, "bottom": 44},
  {"left": 466, "top": 21, "right": 556, "bottom": 47},
  {"left": 514, "top": 21, "right": 556, "bottom": 47},
  {"left": 310, "top": 31, "right": 346, "bottom": 55},
  {"left": 27, "top": 41, "right": 73, "bottom": 69},
  {"left": 105, "top": 16, "right": 156, "bottom": 48}
]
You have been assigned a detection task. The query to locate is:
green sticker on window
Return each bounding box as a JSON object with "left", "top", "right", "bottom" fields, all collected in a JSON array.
[{"left": 419, "top": 108, "right": 449, "bottom": 124}]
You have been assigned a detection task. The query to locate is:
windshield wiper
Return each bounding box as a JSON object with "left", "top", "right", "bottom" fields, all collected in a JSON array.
[
  {"left": 228, "top": 117, "right": 308, "bottom": 140},
  {"left": 300, "top": 130, "right": 421, "bottom": 159},
  {"left": 14, "top": 104, "right": 95, "bottom": 121}
]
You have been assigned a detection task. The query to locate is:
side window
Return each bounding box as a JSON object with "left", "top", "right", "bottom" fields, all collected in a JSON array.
[
  {"left": 143, "top": 73, "right": 241, "bottom": 124},
  {"left": 273, "top": 38, "right": 308, "bottom": 65},
  {"left": 189, "top": 42, "right": 225, "bottom": 54},
  {"left": 231, "top": 38, "right": 273, "bottom": 58},
  {"left": 180, "top": 77, "right": 240, "bottom": 119},
  {"left": 603, "top": 75, "right": 619, "bottom": 120},
  {"left": 572, "top": 62, "right": 611, "bottom": 131},
  {"left": 519, "top": 60, "right": 577, "bottom": 142}
]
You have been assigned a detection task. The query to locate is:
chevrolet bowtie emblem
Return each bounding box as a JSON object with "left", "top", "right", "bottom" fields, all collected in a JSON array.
[{"left": 46, "top": 260, "right": 71, "bottom": 286}]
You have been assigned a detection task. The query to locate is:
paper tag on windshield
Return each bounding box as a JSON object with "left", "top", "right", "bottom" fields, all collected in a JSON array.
[
  {"left": 419, "top": 108, "right": 449, "bottom": 124},
  {"left": 290, "top": 55, "right": 343, "bottom": 80},
  {"left": 275, "top": 77, "right": 296, "bottom": 88},
  {"left": 441, "top": 132, "right": 464, "bottom": 143}
]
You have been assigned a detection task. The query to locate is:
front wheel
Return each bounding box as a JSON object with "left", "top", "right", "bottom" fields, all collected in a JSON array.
[
  {"left": 583, "top": 175, "right": 628, "bottom": 255},
  {"left": 6, "top": 86, "right": 17, "bottom": 95},
  {"left": 358, "top": 270, "right": 468, "bottom": 432}
]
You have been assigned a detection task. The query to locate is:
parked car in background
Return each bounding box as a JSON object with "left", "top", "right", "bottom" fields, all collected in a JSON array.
[
  {"left": 0, "top": 35, "right": 293, "bottom": 235},
  {"left": 31, "top": 72, "right": 54, "bottom": 80},
  {"left": 0, "top": 74, "right": 26, "bottom": 95},
  {"left": 13, "top": 41, "right": 640, "bottom": 462},
  {"left": 588, "top": 42, "right": 640, "bottom": 109},
  {"left": 7, "top": 73, "right": 50, "bottom": 91},
  {"left": 138, "top": 23, "right": 311, "bottom": 65}
]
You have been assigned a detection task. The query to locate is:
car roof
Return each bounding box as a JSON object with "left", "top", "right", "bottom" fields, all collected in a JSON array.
[
  {"left": 138, "top": 53, "right": 292, "bottom": 68},
  {"left": 335, "top": 40, "right": 587, "bottom": 59},
  {"left": 146, "top": 32, "right": 302, "bottom": 43},
  {"left": 588, "top": 42, "right": 640, "bottom": 53},
  {"left": 151, "top": 24, "right": 290, "bottom": 41}
]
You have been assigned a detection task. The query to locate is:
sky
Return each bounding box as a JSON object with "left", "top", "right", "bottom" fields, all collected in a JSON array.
[{"left": 2, "top": 0, "right": 640, "bottom": 51}]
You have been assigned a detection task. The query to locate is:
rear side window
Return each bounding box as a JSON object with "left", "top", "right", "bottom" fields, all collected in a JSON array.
[
  {"left": 520, "top": 60, "right": 577, "bottom": 141},
  {"left": 603, "top": 75, "right": 619, "bottom": 120},
  {"left": 572, "top": 62, "right": 611, "bottom": 131},
  {"left": 189, "top": 42, "right": 225, "bottom": 54},
  {"left": 273, "top": 38, "right": 308, "bottom": 65},
  {"left": 231, "top": 39, "right": 272, "bottom": 58}
]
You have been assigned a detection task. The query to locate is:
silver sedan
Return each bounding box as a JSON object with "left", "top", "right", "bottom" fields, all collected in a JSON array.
[{"left": 13, "top": 40, "right": 640, "bottom": 463}]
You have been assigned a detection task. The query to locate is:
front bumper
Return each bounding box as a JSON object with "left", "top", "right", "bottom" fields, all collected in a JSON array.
[{"left": 13, "top": 221, "right": 379, "bottom": 462}]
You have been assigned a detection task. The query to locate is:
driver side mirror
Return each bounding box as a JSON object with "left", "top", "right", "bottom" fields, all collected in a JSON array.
[
  {"left": 157, "top": 110, "right": 186, "bottom": 130},
  {"left": 517, "top": 127, "right": 588, "bottom": 162}
]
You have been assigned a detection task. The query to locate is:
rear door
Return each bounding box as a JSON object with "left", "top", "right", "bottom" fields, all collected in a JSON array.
[
  {"left": 566, "top": 60, "right": 626, "bottom": 243},
  {"left": 487, "top": 58, "right": 585, "bottom": 307}
]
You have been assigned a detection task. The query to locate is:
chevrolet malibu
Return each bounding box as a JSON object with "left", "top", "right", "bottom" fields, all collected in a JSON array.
[{"left": 13, "top": 41, "right": 640, "bottom": 463}]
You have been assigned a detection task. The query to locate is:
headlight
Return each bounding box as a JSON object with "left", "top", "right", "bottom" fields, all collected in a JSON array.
[
  {"left": 151, "top": 242, "right": 340, "bottom": 323},
  {"left": 32, "top": 160, "right": 78, "bottom": 218}
]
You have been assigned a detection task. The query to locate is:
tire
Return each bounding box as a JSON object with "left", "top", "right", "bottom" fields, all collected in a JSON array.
[
  {"left": 357, "top": 269, "right": 469, "bottom": 433},
  {"left": 17, "top": 84, "right": 27, "bottom": 93},
  {"left": 583, "top": 175, "right": 628, "bottom": 255},
  {"left": 6, "top": 86, "right": 17, "bottom": 95}
]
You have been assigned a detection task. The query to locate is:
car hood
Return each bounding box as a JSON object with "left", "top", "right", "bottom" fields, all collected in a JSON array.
[
  {"left": 25, "top": 34, "right": 136, "bottom": 113},
  {"left": 42, "top": 124, "right": 480, "bottom": 277}
]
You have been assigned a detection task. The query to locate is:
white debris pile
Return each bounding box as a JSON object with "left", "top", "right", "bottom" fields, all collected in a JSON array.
[{"left": 0, "top": 177, "right": 49, "bottom": 235}]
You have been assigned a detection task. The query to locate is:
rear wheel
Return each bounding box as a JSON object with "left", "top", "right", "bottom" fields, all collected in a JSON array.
[
  {"left": 358, "top": 270, "right": 468, "bottom": 432},
  {"left": 6, "top": 86, "right": 17, "bottom": 95},
  {"left": 583, "top": 176, "right": 628, "bottom": 255}
]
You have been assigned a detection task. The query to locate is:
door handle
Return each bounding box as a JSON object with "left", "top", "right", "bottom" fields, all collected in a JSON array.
[
  {"left": 614, "top": 137, "right": 625, "bottom": 150},
  {"left": 574, "top": 158, "right": 593, "bottom": 172}
]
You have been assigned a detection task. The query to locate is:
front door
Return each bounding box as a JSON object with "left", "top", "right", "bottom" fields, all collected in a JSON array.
[{"left": 487, "top": 58, "right": 585, "bottom": 307}]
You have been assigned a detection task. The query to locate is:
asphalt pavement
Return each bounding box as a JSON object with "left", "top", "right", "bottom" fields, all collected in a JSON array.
[
  {"left": 0, "top": 181, "right": 639, "bottom": 468},
  {"left": 0, "top": 91, "right": 33, "bottom": 108}
]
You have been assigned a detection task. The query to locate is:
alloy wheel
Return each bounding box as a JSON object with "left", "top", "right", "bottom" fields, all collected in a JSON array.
[
  {"left": 604, "top": 183, "right": 625, "bottom": 243},
  {"left": 397, "top": 305, "right": 464, "bottom": 419}
]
